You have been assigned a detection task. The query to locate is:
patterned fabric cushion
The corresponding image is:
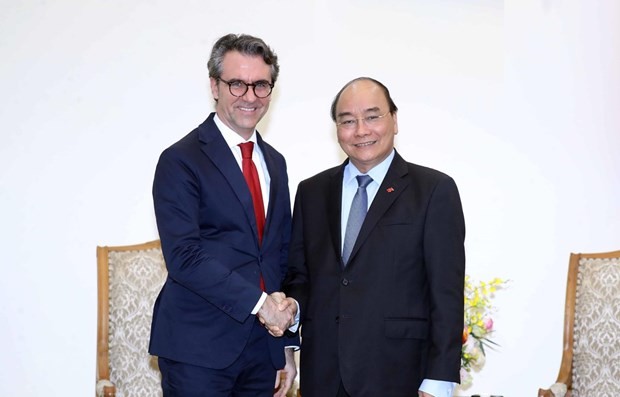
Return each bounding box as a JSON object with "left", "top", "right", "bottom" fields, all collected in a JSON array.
[
  {"left": 572, "top": 256, "right": 620, "bottom": 397},
  {"left": 108, "top": 248, "right": 167, "bottom": 397}
]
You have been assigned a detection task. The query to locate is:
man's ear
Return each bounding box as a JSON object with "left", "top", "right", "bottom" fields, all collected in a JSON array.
[
  {"left": 210, "top": 77, "right": 219, "bottom": 101},
  {"left": 393, "top": 111, "right": 399, "bottom": 135}
]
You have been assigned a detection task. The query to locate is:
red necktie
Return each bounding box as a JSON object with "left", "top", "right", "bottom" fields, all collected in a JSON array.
[{"left": 238, "top": 142, "right": 266, "bottom": 291}]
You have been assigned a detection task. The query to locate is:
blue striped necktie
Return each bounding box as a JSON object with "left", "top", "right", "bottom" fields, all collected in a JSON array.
[{"left": 342, "top": 175, "right": 373, "bottom": 265}]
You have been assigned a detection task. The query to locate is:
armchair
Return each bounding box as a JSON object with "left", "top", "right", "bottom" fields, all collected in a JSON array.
[
  {"left": 538, "top": 250, "right": 620, "bottom": 397},
  {"left": 96, "top": 240, "right": 166, "bottom": 397}
]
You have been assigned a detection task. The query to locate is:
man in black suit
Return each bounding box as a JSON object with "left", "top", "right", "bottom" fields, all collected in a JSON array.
[
  {"left": 149, "top": 33, "right": 298, "bottom": 397},
  {"left": 284, "top": 77, "right": 465, "bottom": 397}
]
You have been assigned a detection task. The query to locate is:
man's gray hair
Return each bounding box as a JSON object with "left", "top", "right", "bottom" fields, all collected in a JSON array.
[{"left": 207, "top": 33, "right": 280, "bottom": 83}]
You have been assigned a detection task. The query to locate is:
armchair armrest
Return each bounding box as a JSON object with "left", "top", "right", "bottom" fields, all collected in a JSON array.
[
  {"left": 538, "top": 382, "right": 567, "bottom": 397},
  {"left": 96, "top": 379, "right": 116, "bottom": 397}
]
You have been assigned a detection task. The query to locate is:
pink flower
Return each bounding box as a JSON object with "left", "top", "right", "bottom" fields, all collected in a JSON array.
[{"left": 484, "top": 318, "right": 494, "bottom": 331}]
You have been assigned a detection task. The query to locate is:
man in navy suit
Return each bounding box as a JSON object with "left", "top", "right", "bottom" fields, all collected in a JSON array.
[
  {"left": 284, "top": 77, "right": 465, "bottom": 397},
  {"left": 149, "top": 33, "right": 298, "bottom": 397}
]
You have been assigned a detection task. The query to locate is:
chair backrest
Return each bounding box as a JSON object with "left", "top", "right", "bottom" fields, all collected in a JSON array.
[
  {"left": 569, "top": 250, "right": 620, "bottom": 396},
  {"left": 96, "top": 240, "right": 166, "bottom": 397}
]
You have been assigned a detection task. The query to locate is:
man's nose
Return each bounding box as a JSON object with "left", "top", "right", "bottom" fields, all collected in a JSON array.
[
  {"left": 353, "top": 120, "right": 370, "bottom": 136},
  {"left": 242, "top": 87, "right": 258, "bottom": 101}
]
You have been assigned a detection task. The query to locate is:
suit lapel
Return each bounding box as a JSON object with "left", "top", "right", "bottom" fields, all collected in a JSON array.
[
  {"left": 198, "top": 116, "right": 259, "bottom": 245},
  {"left": 257, "top": 134, "right": 278, "bottom": 243},
  {"left": 347, "top": 152, "right": 410, "bottom": 264},
  {"left": 328, "top": 164, "right": 346, "bottom": 266}
]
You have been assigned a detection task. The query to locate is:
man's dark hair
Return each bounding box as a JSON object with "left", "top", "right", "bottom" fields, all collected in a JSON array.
[{"left": 330, "top": 77, "right": 398, "bottom": 121}]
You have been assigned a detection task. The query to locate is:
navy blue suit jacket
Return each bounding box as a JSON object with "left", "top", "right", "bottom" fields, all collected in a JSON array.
[{"left": 149, "top": 113, "right": 295, "bottom": 370}]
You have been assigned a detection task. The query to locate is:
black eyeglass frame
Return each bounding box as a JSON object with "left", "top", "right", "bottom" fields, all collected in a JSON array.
[{"left": 217, "top": 78, "right": 274, "bottom": 98}]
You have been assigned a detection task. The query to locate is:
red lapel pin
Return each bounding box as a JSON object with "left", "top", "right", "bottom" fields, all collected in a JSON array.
[{"left": 386, "top": 187, "right": 395, "bottom": 193}]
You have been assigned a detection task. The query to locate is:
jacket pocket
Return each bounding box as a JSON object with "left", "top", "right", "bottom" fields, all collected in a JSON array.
[
  {"left": 384, "top": 318, "right": 429, "bottom": 339},
  {"left": 377, "top": 216, "right": 413, "bottom": 226}
]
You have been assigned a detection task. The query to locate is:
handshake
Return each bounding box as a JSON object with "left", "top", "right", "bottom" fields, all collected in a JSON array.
[{"left": 257, "top": 292, "right": 298, "bottom": 337}]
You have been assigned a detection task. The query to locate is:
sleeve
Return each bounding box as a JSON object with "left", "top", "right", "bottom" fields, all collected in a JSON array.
[
  {"left": 423, "top": 175, "right": 466, "bottom": 382},
  {"left": 282, "top": 184, "right": 311, "bottom": 319}
]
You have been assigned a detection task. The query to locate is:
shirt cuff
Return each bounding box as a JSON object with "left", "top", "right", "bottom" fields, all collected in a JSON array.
[
  {"left": 419, "top": 379, "right": 455, "bottom": 397},
  {"left": 288, "top": 299, "right": 301, "bottom": 333},
  {"left": 251, "top": 292, "right": 268, "bottom": 315}
]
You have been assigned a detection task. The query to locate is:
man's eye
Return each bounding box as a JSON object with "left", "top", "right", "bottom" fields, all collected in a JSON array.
[
  {"left": 255, "top": 82, "right": 269, "bottom": 89},
  {"left": 230, "top": 81, "right": 244, "bottom": 88},
  {"left": 341, "top": 120, "right": 356, "bottom": 125},
  {"left": 365, "top": 115, "right": 379, "bottom": 121}
]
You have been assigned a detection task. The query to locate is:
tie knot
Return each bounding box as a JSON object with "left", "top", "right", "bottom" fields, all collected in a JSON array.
[
  {"left": 356, "top": 175, "right": 373, "bottom": 189},
  {"left": 239, "top": 142, "right": 254, "bottom": 159}
]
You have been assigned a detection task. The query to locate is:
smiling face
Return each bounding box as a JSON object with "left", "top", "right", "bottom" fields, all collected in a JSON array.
[
  {"left": 210, "top": 50, "right": 273, "bottom": 140},
  {"left": 335, "top": 79, "right": 398, "bottom": 173}
]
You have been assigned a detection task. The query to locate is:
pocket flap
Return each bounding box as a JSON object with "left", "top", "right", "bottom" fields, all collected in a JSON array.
[{"left": 385, "top": 318, "right": 429, "bottom": 339}]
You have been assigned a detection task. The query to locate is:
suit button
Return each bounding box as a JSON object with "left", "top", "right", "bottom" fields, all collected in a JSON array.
[{"left": 341, "top": 278, "right": 349, "bottom": 286}]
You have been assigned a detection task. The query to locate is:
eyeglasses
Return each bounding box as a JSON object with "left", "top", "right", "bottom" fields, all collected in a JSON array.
[
  {"left": 217, "top": 78, "right": 274, "bottom": 98},
  {"left": 336, "top": 111, "right": 391, "bottom": 130}
]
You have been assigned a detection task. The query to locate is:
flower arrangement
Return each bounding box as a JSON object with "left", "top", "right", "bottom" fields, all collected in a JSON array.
[{"left": 460, "top": 276, "right": 506, "bottom": 389}]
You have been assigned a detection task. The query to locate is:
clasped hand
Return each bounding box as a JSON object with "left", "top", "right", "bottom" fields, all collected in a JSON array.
[{"left": 257, "top": 292, "right": 297, "bottom": 337}]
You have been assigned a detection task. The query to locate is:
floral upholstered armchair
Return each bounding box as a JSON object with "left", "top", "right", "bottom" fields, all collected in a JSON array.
[
  {"left": 96, "top": 240, "right": 167, "bottom": 397},
  {"left": 538, "top": 250, "right": 620, "bottom": 397},
  {"left": 95, "top": 240, "right": 300, "bottom": 397}
]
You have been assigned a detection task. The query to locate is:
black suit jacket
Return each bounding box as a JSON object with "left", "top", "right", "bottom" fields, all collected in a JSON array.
[
  {"left": 284, "top": 151, "right": 465, "bottom": 397},
  {"left": 149, "top": 113, "right": 297, "bottom": 369}
]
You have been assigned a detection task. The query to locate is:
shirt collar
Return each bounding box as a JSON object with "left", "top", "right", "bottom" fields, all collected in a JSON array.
[
  {"left": 343, "top": 149, "right": 396, "bottom": 186},
  {"left": 214, "top": 113, "right": 258, "bottom": 148}
]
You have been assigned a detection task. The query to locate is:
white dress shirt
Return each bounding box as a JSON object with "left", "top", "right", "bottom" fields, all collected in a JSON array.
[
  {"left": 214, "top": 115, "right": 270, "bottom": 315},
  {"left": 214, "top": 114, "right": 270, "bottom": 214}
]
